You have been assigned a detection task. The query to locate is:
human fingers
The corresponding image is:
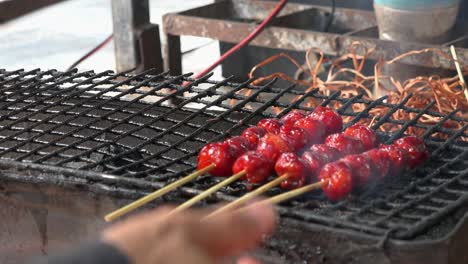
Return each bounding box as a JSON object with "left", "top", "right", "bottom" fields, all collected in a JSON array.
[{"left": 186, "top": 201, "right": 276, "bottom": 257}]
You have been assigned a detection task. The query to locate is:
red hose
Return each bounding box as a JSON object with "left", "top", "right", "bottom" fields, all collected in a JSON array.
[
  {"left": 69, "top": 0, "right": 287, "bottom": 75},
  {"left": 67, "top": 34, "right": 113, "bottom": 71},
  {"left": 194, "top": 0, "right": 288, "bottom": 78}
]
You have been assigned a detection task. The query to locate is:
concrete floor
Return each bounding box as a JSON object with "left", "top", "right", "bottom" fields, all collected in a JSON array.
[{"left": 0, "top": 0, "right": 222, "bottom": 78}]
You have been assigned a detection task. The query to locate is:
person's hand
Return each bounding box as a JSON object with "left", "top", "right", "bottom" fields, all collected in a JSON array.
[{"left": 102, "top": 202, "right": 276, "bottom": 264}]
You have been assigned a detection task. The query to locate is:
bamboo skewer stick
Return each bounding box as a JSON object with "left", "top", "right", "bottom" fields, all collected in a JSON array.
[
  {"left": 233, "top": 180, "right": 326, "bottom": 218},
  {"left": 369, "top": 115, "right": 378, "bottom": 128},
  {"left": 205, "top": 174, "right": 289, "bottom": 219},
  {"left": 104, "top": 164, "right": 215, "bottom": 222},
  {"left": 450, "top": 45, "right": 468, "bottom": 103},
  {"left": 246, "top": 180, "right": 326, "bottom": 210},
  {"left": 171, "top": 170, "right": 247, "bottom": 214}
]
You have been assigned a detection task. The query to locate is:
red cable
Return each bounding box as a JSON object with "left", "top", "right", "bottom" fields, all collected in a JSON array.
[
  {"left": 194, "top": 0, "right": 288, "bottom": 79},
  {"left": 69, "top": 0, "right": 287, "bottom": 74},
  {"left": 67, "top": 34, "right": 113, "bottom": 71}
]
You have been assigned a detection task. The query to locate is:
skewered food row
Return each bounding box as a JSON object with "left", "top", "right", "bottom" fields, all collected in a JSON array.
[
  {"left": 271, "top": 123, "right": 377, "bottom": 189},
  {"left": 197, "top": 103, "right": 430, "bottom": 203},
  {"left": 205, "top": 133, "right": 429, "bottom": 218},
  {"left": 197, "top": 104, "right": 389, "bottom": 192},
  {"left": 319, "top": 136, "right": 429, "bottom": 200},
  {"left": 105, "top": 106, "right": 430, "bottom": 221},
  {"left": 197, "top": 106, "right": 343, "bottom": 180}
]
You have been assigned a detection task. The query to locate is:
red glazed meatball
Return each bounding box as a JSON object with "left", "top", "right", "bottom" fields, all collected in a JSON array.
[
  {"left": 325, "top": 133, "right": 364, "bottom": 156},
  {"left": 225, "top": 136, "right": 252, "bottom": 156},
  {"left": 344, "top": 124, "right": 378, "bottom": 151},
  {"left": 309, "top": 144, "right": 340, "bottom": 164},
  {"left": 241, "top": 126, "right": 266, "bottom": 148},
  {"left": 275, "top": 152, "right": 308, "bottom": 190},
  {"left": 256, "top": 133, "right": 292, "bottom": 162},
  {"left": 233, "top": 151, "right": 273, "bottom": 184},
  {"left": 197, "top": 142, "right": 236, "bottom": 177},
  {"left": 257, "top": 118, "right": 282, "bottom": 134},
  {"left": 394, "top": 136, "right": 429, "bottom": 169},
  {"left": 340, "top": 154, "right": 373, "bottom": 186},
  {"left": 279, "top": 125, "right": 308, "bottom": 151},
  {"left": 293, "top": 117, "right": 326, "bottom": 144},
  {"left": 280, "top": 111, "right": 306, "bottom": 127},
  {"left": 308, "top": 106, "right": 343, "bottom": 134},
  {"left": 301, "top": 145, "right": 340, "bottom": 180},
  {"left": 312, "top": 106, "right": 332, "bottom": 114},
  {"left": 301, "top": 151, "right": 325, "bottom": 182},
  {"left": 379, "top": 144, "right": 408, "bottom": 175},
  {"left": 363, "top": 149, "right": 391, "bottom": 179},
  {"left": 319, "top": 161, "right": 353, "bottom": 201}
]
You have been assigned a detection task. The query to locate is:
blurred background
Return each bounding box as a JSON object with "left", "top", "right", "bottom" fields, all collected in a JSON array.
[
  {"left": 1, "top": 0, "right": 468, "bottom": 81},
  {"left": 0, "top": 0, "right": 218, "bottom": 75}
]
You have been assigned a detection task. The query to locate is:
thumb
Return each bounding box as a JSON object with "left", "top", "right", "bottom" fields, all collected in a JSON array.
[
  {"left": 188, "top": 201, "right": 276, "bottom": 257},
  {"left": 237, "top": 256, "right": 263, "bottom": 264}
]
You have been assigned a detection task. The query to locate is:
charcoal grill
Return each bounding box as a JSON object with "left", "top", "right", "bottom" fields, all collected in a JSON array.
[{"left": 0, "top": 68, "right": 467, "bottom": 264}]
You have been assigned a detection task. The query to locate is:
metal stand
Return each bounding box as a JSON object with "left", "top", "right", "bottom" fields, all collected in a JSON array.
[
  {"left": 162, "top": 0, "right": 468, "bottom": 78},
  {"left": 111, "top": 0, "right": 163, "bottom": 74}
]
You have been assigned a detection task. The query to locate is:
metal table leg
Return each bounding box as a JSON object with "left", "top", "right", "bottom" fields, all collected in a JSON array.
[{"left": 111, "top": 0, "right": 163, "bottom": 74}]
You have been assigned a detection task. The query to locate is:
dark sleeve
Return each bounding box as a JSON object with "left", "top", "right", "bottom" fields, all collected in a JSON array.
[{"left": 30, "top": 241, "right": 131, "bottom": 264}]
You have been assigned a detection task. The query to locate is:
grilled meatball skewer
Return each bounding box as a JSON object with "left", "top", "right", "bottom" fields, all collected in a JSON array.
[
  {"left": 107, "top": 107, "right": 344, "bottom": 219},
  {"left": 319, "top": 137, "right": 426, "bottom": 200},
  {"left": 201, "top": 107, "right": 337, "bottom": 184},
  {"left": 221, "top": 135, "right": 418, "bottom": 215},
  {"left": 259, "top": 136, "right": 428, "bottom": 205},
  {"left": 179, "top": 108, "right": 342, "bottom": 211},
  {"left": 210, "top": 122, "right": 378, "bottom": 216},
  {"left": 235, "top": 107, "right": 341, "bottom": 185},
  {"left": 106, "top": 119, "right": 268, "bottom": 221}
]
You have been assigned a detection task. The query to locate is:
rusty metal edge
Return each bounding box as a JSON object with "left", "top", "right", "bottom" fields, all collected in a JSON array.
[
  {"left": 0, "top": 0, "right": 66, "bottom": 23},
  {"left": 163, "top": 1, "right": 466, "bottom": 70},
  {"left": 0, "top": 160, "right": 467, "bottom": 242},
  {"left": 0, "top": 163, "right": 466, "bottom": 264}
]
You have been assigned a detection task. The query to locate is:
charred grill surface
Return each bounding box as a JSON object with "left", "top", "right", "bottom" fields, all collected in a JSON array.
[{"left": 0, "top": 68, "right": 467, "bottom": 254}]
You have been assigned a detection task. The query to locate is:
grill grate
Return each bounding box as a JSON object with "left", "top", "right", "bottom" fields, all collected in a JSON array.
[{"left": 0, "top": 68, "right": 467, "bottom": 241}]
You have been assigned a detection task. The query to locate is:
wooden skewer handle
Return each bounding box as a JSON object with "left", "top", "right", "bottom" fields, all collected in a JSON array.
[
  {"left": 206, "top": 174, "right": 289, "bottom": 219},
  {"left": 104, "top": 164, "right": 215, "bottom": 222},
  {"left": 225, "top": 180, "right": 326, "bottom": 220},
  {"left": 266, "top": 180, "right": 325, "bottom": 205},
  {"left": 239, "top": 180, "right": 326, "bottom": 214},
  {"left": 172, "top": 170, "right": 246, "bottom": 214},
  {"left": 368, "top": 115, "right": 378, "bottom": 128},
  {"left": 450, "top": 45, "right": 468, "bottom": 104}
]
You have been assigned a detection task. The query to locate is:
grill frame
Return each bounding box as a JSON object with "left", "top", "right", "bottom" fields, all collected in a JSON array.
[
  {"left": 1, "top": 160, "right": 468, "bottom": 264},
  {"left": 0, "top": 68, "right": 467, "bottom": 248}
]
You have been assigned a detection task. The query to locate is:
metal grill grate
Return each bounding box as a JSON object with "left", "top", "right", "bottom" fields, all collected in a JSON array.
[{"left": 0, "top": 68, "right": 466, "bottom": 241}]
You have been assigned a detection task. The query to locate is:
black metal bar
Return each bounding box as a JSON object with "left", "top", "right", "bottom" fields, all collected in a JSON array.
[
  {"left": 372, "top": 94, "right": 413, "bottom": 132},
  {"left": 344, "top": 95, "right": 388, "bottom": 128},
  {"left": 0, "top": 71, "right": 110, "bottom": 145},
  {"left": 343, "top": 126, "right": 468, "bottom": 235},
  {"left": 101, "top": 78, "right": 278, "bottom": 175},
  {"left": 276, "top": 88, "right": 321, "bottom": 118},
  {"left": 421, "top": 110, "right": 460, "bottom": 139},
  {"left": 49, "top": 73, "right": 222, "bottom": 166},
  {"left": 0, "top": 68, "right": 41, "bottom": 86},
  {"left": 125, "top": 79, "right": 297, "bottom": 178},
  {"left": 0, "top": 70, "right": 90, "bottom": 124},
  {"left": 11, "top": 70, "right": 177, "bottom": 161},
  {"left": 385, "top": 101, "right": 437, "bottom": 143}
]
